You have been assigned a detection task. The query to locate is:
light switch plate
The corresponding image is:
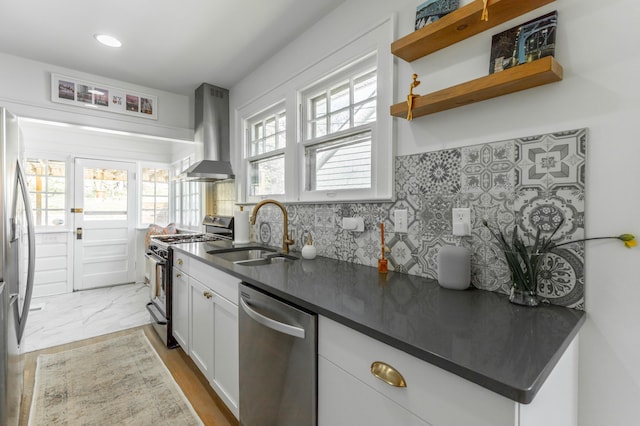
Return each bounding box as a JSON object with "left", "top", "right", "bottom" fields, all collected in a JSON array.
[
  {"left": 395, "top": 209, "right": 408, "bottom": 233},
  {"left": 452, "top": 208, "right": 471, "bottom": 236}
]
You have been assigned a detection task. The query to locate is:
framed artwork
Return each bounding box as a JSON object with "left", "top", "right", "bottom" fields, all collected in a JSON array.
[
  {"left": 51, "top": 73, "right": 157, "bottom": 120},
  {"left": 489, "top": 11, "right": 558, "bottom": 74},
  {"left": 415, "top": 0, "right": 459, "bottom": 30}
]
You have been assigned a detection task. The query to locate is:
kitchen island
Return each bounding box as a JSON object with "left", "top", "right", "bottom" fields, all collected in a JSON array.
[{"left": 172, "top": 239, "right": 585, "bottom": 424}]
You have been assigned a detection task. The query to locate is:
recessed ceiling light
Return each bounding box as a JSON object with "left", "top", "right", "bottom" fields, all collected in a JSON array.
[{"left": 94, "top": 34, "right": 122, "bottom": 48}]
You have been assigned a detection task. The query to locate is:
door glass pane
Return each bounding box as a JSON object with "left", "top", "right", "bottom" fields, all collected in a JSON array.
[{"left": 83, "top": 167, "right": 128, "bottom": 220}]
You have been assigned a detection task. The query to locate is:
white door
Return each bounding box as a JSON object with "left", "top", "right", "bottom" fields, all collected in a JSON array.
[{"left": 73, "top": 158, "right": 136, "bottom": 290}]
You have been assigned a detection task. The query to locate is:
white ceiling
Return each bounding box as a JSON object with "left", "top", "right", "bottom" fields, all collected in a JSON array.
[{"left": 0, "top": 0, "right": 344, "bottom": 96}]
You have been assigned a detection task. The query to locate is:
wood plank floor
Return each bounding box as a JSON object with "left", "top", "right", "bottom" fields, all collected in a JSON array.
[{"left": 19, "top": 324, "right": 238, "bottom": 426}]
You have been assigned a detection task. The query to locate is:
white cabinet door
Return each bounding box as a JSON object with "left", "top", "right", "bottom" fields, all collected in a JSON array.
[
  {"left": 171, "top": 267, "right": 190, "bottom": 350},
  {"left": 211, "top": 292, "right": 239, "bottom": 418},
  {"left": 318, "top": 355, "right": 429, "bottom": 426},
  {"left": 190, "top": 278, "right": 214, "bottom": 380}
]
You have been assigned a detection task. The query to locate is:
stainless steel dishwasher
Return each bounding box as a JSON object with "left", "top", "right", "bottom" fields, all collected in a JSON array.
[{"left": 239, "top": 283, "right": 317, "bottom": 426}]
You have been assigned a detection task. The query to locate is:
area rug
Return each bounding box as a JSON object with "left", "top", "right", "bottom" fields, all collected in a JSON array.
[{"left": 28, "top": 330, "right": 203, "bottom": 425}]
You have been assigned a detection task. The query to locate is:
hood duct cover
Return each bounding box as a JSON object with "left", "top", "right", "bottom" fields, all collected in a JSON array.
[{"left": 181, "top": 83, "right": 234, "bottom": 181}]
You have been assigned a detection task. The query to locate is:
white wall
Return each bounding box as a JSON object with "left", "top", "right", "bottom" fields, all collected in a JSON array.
[
  {"left": 230, "top": 0, "right": 640, "bottom": 424},
  {"left": 0, "top": 52, "right": 200, "bottom": 293},
  {"left": 0, "top": 51, "right": 193, "bottom": 141}
]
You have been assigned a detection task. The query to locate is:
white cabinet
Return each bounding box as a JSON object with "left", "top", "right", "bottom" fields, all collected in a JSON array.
[
  {"left": 171, "top": 255, "right": 190, "bottom": 350},
  {"left": 189, "top": 278, "right": 214, "bottom": 378},
  {"left": 171, "top": 251, "right": 240, "bottom": 419},
  {"left": 318, "top": 316, "right": 578, "bottom": 426},
  {"left": 211, "top": 289, "right": 239, "bottom": 416},
  {"left": 319, "top": 356, "right": 428, "bottom": 426}
]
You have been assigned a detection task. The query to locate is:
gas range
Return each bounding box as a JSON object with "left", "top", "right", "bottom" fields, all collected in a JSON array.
[
  {"left": 146, "top": 232, "right": 230, "bottom": 349},
  {"left": 148, "top": 233, "right": 229, "bottom": 260}
]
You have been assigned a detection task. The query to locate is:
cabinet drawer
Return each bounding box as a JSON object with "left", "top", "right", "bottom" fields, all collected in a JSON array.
[
  {"left": 190, "top": 259, "right": 239, "bottom": 304},
  {"left": 173, "top": 253, "right": 190, "bottom": 271},
  {"left": 318, "top": 356, "right": 429, "bottom": 426},
  {"left": 318, "top": 316, "right": 516, "bottom": 426}
]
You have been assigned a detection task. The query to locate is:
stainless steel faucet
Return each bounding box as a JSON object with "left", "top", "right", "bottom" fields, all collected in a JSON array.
[{"left": 250, "top": 199, "right": 294, "bottom": 254}]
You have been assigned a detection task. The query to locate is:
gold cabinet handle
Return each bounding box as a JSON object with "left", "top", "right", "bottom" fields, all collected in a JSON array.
[
  {"left": 203, "top": 291, "right": 213, "bottom": 299},
  {"left": 370, "top": 361, "right": 407, "bottom": 388},
  {"left": 177, "top": 259, "right": 183, "bottom": 265},
  {"left": 176, "top": 273, "right": 182, "bottom": 278}
]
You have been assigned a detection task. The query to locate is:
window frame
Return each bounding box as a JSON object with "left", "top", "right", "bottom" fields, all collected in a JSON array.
[
  {"left": 298, "top": 53, "right": 381, "bottom": 201},
  {"left": 171, "top": 156, "right": 202, "bottom": 230},
  {"left": 138, "top": 162, "right": 171, "bottom": 227},
  {"left": 23, "top": 153, "right": 70, "bottom": 230},
  {"left": 236, "top": 17, "right": 394, "bottom": 204},
  {"left": 244, "top": 102, "right": 287, "bottom": 203}
]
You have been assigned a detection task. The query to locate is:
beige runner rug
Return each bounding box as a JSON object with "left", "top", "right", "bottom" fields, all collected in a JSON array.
[{"left": 28, "top": 330, "right": 203, "bottom": 425}]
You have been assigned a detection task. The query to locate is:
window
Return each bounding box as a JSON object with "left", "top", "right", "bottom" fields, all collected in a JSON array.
[
  {"left": 246, "top": 105, "right": 286, "bottom": 197},
  {"left": 140, "top": 166, "right": 169, "bottom": 226},
  {"left": 172, "top": 158, "right": 201, "bottom": 229},
  {"left": 237, "top": 17, "right": 393, "bottom": 203},
  {"left": 24, "top": 159, "right": 67, "bottom": 227},
  {"left": 302, "top": 60, "right": 377, "bottom": 192}
]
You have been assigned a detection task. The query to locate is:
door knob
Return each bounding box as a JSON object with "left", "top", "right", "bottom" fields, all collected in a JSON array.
[{"left": 76, "top": 227, "right": 83, "bottom": 240}]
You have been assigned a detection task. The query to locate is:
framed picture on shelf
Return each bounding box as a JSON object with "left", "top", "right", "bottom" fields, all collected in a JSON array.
[
  {"left": 415, "top": 0, "right": 459, "bottom": 30},
  {"left": 50, "top": 73, "right": 158, "bottom": 120},
  {"left": 489, "top": 11, "right": 558, "bottom": 74}
]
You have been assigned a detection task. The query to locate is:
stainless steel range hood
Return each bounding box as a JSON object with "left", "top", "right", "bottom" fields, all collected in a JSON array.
[{"left": 180, "top": 83, "right": 234, "bottom": 182}]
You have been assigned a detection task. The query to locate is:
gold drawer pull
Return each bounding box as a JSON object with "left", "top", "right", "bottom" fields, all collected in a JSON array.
[
  {"left": 176, "top": 273, "right": 183, "bottom": 278},
  {"left": 177, "top": 259, "right": 183, "bottom": 265},
  {"left": 204, "top": 291, "right": 213, "bottom": 299},
  {"left": 370, "top": 361, "right": 407, "bottom": 388}
]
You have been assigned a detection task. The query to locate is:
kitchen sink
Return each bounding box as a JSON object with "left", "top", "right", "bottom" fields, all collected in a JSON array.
[
  {"left": 207, "top": 245, "right": 298, "bottom": 266},
  {"left": 206, "top": 246, "right": 277, "bottom": 263},
  {"left": 235, "top": 253, "right": 298, "bottom": 266}
]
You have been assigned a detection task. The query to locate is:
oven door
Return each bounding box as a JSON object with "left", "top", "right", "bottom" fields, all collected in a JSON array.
[{"left": 145, "top": 252, "right": 169, "bottom": 345}]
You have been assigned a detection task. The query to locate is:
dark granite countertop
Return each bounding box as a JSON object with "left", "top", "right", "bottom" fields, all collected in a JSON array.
[{"left": 172, "top": 240, "right": 585, "bottom": 404}]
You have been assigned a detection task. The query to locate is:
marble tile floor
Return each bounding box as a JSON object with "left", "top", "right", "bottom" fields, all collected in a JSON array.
[{"left": 22, "top": 283, "right": 151, "bottom": 353}]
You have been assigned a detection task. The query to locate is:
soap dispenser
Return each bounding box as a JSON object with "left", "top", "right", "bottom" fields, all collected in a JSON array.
[{"left": 301, "top": 234, "right": 317, "bottom": 260}]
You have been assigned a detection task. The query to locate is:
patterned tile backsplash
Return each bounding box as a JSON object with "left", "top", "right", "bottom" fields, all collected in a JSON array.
[{"left": 251, "top": 129, "right": 587, "bottom": 310}]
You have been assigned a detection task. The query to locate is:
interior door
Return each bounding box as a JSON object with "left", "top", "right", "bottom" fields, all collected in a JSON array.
[{"left": 73, "top": 159, "right": 136, "bottom": 290}]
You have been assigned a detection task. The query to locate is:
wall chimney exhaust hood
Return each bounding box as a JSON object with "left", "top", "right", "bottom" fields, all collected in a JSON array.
[{"left": 179, "top": 83, "right": 234, "bottom": 182}]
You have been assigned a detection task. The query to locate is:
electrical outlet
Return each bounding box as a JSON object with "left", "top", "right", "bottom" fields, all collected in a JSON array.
[
  {"left": 395, "top": 209, "right": 408, "bottom": 233},
  {"left": 452, "top": 208, "right": 471, "bottom": 236}
]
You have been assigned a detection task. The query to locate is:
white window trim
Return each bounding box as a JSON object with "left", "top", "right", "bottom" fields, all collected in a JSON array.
[
  {"left": 24, "top": 151, "right": 72, "bottom": 232},
  {"left": 138, "top": 161, "right": 171, "bottom": 227},
  {"left": 170, "top": 156, "right": 203, "bottom": 230},
  {"left": 236, "top": 15, "right": 395, "bottom": 204},
  {"left": 243, "top": 102, "right": 287, "bottom": 203}
]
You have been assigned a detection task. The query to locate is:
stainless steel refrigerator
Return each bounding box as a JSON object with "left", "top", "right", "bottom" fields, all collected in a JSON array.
[{"left": 0, "top": 107, "right": 36, "bottom": 425}]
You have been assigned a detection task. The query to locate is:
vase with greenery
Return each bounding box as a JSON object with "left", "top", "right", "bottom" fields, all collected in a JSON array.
[{"left": 483, "top": 219, "right": 636, "bottom": 307}]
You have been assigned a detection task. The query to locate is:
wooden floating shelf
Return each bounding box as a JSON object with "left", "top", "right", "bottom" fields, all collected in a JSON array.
[
  {"left": 391, "top": 0, "right": 556, "bottom": 62},
  {"left": 390, "top": 56, "right": 563, "bottom": 119}
]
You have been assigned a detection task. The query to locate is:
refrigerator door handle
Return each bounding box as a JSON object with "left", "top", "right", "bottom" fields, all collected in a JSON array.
[{"left": 12, "top": 160, "right": 36, "bottom": 344}]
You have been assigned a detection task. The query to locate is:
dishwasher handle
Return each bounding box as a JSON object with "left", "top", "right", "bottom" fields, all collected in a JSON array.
[{"left": 240, "top": 297, "right": 305, "bottom": 339}]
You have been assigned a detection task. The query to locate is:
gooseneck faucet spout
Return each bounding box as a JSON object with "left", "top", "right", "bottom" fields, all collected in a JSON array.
[{"left": 250, "top": 199, "right": 294, "bottom": 254}]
